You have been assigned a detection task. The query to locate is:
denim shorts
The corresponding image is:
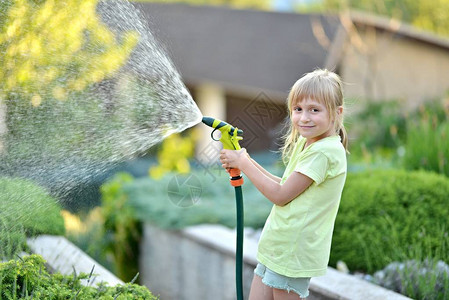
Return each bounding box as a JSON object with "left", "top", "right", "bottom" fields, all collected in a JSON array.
[{"left": 254, "top": 263, "right": 311, "bottom": 298}]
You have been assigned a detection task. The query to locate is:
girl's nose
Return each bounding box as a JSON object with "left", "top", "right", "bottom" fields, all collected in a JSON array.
[{"left": 301, "top": 112, "right": 310, "bottom": 122}]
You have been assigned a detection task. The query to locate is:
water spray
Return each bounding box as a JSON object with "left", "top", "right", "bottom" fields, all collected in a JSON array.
[{"left": 201, "top": 116, "right": 244, "bottom": 300}]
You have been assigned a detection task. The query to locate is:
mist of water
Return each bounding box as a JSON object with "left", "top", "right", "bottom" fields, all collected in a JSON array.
[{"left": 0, "top": 0, "right": 202, "bottom": 199}]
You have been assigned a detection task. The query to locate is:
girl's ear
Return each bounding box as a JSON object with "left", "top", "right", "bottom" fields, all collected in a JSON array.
[
  {"left": 337, "top": 106, "right": 343, "bottom": 115},
  {"left": 332, "top": 106, "right": 343, "bottom": 126}
]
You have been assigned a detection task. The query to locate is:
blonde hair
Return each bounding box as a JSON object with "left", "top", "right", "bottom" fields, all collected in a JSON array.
[{"left": 281, "top": 69, "right": 348, "bottom": 162}]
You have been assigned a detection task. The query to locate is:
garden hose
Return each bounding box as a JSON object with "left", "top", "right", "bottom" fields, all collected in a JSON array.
[
  {"left": 234, "top": 184, "right": 244, "bottom": 300},
  {"left": 202, "top": 116, "right": 244, "bottom": 300}
]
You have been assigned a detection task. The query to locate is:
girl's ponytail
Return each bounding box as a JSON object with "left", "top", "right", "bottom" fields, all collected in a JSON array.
[
  {"left": 339, "top": 125, "right": 349, "bottom": 153},
  {"left": 335, "top": 110, "right": 349, "bottom": 153}
]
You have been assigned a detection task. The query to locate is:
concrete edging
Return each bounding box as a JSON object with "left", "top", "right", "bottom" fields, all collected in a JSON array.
[
  {"left": 140, "top": 223, "right": 412, "bottom": 300},
  {"left": 27, "top": 235, "right": 123, "bottom": 287}
]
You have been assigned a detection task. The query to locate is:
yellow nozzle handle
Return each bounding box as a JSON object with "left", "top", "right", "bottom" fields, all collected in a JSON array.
[{"left": 202, "top": 116, "right": 243, "bottom": 150}]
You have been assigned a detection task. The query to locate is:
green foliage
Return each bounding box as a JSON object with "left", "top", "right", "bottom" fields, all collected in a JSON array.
[
  {"left": 64, "top": 207, "right": 116, "bottom": 273},
  {"left": 100, "top": 173, "right": 142, "bottom": 282},
  {"left": 0, "top": 254, "right": 158, "bottom": 299},
  {"left": 321, "top": 0, "right": 449, "bottom": 37},
  {"left": 0, "top": 0, "right": 143, "bottom": 167},
  {"left": 1, "top": 77, "right": 161, "bottom": 171},
  {"left": 349, "top": 101, "right": 406, "bottom": 150},
  {"left": 132, "top": 0, "right": 271, "bottom": 10},
  {"left": 0, "top": 1, "right": 13, "bottom": 29},
  {"left": 0, "top": 0, "right": 138, "bottom": 103},
  {"left": 401, "top": 260, "right": 449, "bottom": 300},
  {"left": 5, "top": 94, "right": 114, "bottom": 163},
  {"left": 75, "top": 165, "right": 275, "bottom": 282},
  {"left": 0, "top": 177, "right": 64, "bottom": 260},
  {"left": 402, "top": 102, "right": 449, "bottom": 177},
  {"left": 330, "top": 169, "right": 449, "bottom": 274},
  {"left": 374, "top": 258, "right": 449, "bottom": 300},
  {"left": 101, "top": 168, "right": 273, "bottom": 230},
  {"left": 97, "top": 160, "right": 449, "bottom": 298},
  {"left": 347, "top": 98, "right": 449, "bottom": 177},
  {"left": 149, "top": 132, "right": 196, "bottom": 179}
]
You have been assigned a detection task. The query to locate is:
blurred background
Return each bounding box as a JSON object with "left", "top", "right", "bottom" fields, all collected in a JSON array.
[{"left": 1, "top": 0, "right": 448, "bottom": 299}]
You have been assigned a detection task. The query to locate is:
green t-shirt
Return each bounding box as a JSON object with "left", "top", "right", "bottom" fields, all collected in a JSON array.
[{"left": 257, "top": 135, "right": 347, "bottom": 277}]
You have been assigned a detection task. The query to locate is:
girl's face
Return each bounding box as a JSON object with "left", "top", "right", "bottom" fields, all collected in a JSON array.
[{"left": 291, "top": 97, "right": 336, "bottom": 145}]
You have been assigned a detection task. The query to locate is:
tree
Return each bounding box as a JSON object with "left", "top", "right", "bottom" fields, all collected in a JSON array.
[
  {"left": 0, "top": 0, "right": 139, "bottom": 185},
  {"left": 133, "top": 0, "right": 271, "bottom": 10},
  {"left": 321, "top": 0, "right": 449, "bottom": 37},
  {"left": 0, "top": 0, "right": 138, "bottom": 106}
]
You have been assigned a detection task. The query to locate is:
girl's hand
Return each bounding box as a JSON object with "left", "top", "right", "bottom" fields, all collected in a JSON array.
[{"left": 219, "top": 148, "right": 248, "bottom": 170}]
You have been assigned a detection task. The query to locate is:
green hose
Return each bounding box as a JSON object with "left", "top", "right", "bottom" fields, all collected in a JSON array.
[
  {"left": 200, "top": 116, "right": 245, "bottom": 299},
  {"left": 234, "top": 185, "right": 244, "bottom": 300}
]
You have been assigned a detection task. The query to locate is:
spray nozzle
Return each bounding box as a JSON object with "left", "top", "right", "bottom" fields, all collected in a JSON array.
[{"left": 202, "top": 116, "right": 243, "bottom": 150}]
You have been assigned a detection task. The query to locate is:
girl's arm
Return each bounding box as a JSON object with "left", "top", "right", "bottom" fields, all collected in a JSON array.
[
  {"left": 220, "top": 149, "right": 313, "bottom": 206},
  {"left": 248, "top": 156, "right": 282, "bottom": 183}
]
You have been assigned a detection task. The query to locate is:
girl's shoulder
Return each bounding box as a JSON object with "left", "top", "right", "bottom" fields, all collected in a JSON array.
[
  {"left": 288, "top": 136, "right": 346, "bottom": 183},
  {"left": 300, "top": 135, "right": 346, "bottom": 160},
  {"left": 301, "top": 135, "right": 342, "bottom": 151}
]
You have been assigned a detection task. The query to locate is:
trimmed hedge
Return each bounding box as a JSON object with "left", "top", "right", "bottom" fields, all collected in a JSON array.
[
  {"left": 0, "top": 177, "right": 65, "bottom": 259},
  {"left": 330, "top": 169, "right": 449, "bottom": 273}
]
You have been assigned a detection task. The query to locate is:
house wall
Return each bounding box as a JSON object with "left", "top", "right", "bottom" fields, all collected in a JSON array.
[
  {"left": 194, "top": 83, "right": 227, "bottom": 163},
  {"left": 341, "top": 27, "right": 449, "bottom": 108},
  {"left": 226, "top": 94, "right": 287, "bottom": 153}
]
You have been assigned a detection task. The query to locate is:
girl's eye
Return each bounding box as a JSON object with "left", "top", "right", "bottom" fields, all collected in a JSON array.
[
  {"left": 294, "top": 107, "right": 302, "bottom": 112},
  {"left": 311, "top": 108, "right": 319, "bottom": 112}
]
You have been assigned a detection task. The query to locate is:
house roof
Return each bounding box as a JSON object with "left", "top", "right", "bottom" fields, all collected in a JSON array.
[
  {"left": 134, "top": 3, "right": 341, "bottom": 99},
  {"left": 348, "top": 11, "right": 449, "bottom": 51},
  {"left": 133, "top": 3, "right": 449, "bottom": 100}
]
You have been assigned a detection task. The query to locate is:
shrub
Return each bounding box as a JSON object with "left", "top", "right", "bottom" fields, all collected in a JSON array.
[
  {"left": 0, "top": 254, "right": 158, "bottom": 299},
  {"left": 101, "top": 169, "right": 273, "bottom": 230},
  {"left": 0, "top": 177, "right": 65, "bottom": 259},
  {"left": 64, "top": 207, "right": 116, "bottom": 275},
  {"left": 100, "top": 172, "right": 142, "bottom": 282},
  {"left": 373, "top": 259, "right": 449, "bottom": 300},
  {"left": 347, "top": 100, "right": 406, "bottom": 151},
  {"left": 330, "top": 169, "right": 449, "bottom": 273},
  {"left": 347, "top": 98, "right": 449, "bottom": 172},
  {"left": 402, "top": 114, "right": 449, "bottom": 177}
]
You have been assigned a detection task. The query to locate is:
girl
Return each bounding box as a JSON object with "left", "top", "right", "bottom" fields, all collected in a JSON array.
[{"left": 220, "top": 69, "right": 348, "bottom": 300}]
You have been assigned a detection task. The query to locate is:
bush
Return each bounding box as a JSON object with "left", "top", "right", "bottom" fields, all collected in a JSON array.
[
  {"left": 347, "top": 100, "right": 406, "bottom": 151},
  {"left": 373, "top": 259, "right": 449, "bottom": 300},
  {"left": 331, "top": 169, "right": 449, "bottom": 273},
  {"left": 101, "top": 169, "right": 273, "bottom": 230},
  {"left": 0, "top": 254, "right": 158, "bottom": 299},
  {"left": 347, "top": 98, "right": 449, "bottom": 174},
  {"left": 0, "top": 177, "right": 65, "bottom": 259},
  {"left": 402, "top": 113, "right": 449, "bottom": 177},
  {"left": 100, "top": 173, "right": 142, "bottom": 282}
]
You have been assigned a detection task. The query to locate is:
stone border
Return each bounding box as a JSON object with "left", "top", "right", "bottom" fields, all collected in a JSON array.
[{"left": 27, "top": 235, "right": 123, "bottom": 287}]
